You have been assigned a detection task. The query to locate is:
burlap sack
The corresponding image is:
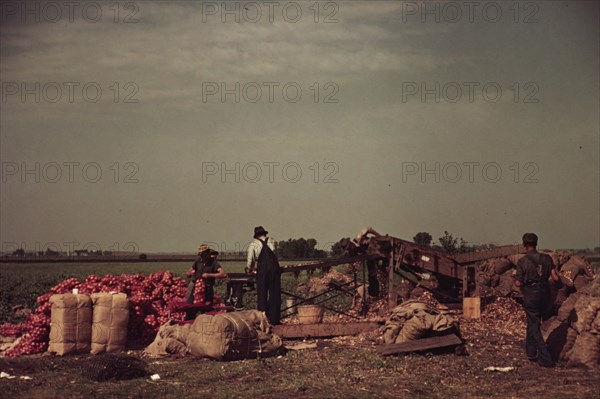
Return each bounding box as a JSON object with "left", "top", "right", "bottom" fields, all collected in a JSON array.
[
  {"left": 573, "top": 274, "right": 592, "bottom": 291},
  {"left": 542, "top": 317, "right": 569, "bottom": 362},
  {"left": 492, "top": 258, "right": 513, "bottom": 275},
  {"left": 143, "top": 320, "right": 191, "bottom": 357},
  {"left": 560, "top": 257, "right": 595, "bottom": 288},
  {"left": 557, "top": 292, "right": 580, "bottom": 323},
  {"left": 395, "top": 312, "right": 456, "bottom": 344},
  {"left": 91, "top": 293, "right": 130, "bottom": 354},
  {"left": 187, "top": 310, "right": 283, "bottom": 361},
  {"left": 495, "top": 271, "right": 520, "bottom": 297},
  {"left": 568, "top": 256, "right": 596, "bottom": 278},
  {"left": 48, "top": 294, "right": 92, "bottom": 355},
  {"left": 592, "top": 311, "right": 600, "bottom": 334},
  {"left": 561, "top": 327, "right": 579, "bottom": 361},
  {"left": 566, "top": 332, "right": 600, "bottom": 368},
  {"left": 571, "top": 295, "right": 600, "bottom": 334},
  {"left": 507, "top": 254, "right": 525, "bottom": 267},
  {"left": 383, "top": 300, "right": 458, "bottom": 344}
]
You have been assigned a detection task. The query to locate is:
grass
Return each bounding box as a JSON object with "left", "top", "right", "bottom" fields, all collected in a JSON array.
[{"left": 1, "top": 340, "right": 598, "bottom": 399}]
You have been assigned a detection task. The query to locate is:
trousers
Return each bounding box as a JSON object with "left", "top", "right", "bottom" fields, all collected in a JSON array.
[
  {"left": 521, "top": 284, "right": 554, "bottom": 367},
  {"left": 257, "top": 270, "right": 281, "bottom": 325}
]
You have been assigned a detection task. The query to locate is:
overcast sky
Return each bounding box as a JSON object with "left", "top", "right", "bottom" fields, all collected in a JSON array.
[{"left": 1, "top": 0, "right": 598, "bottom": 253}]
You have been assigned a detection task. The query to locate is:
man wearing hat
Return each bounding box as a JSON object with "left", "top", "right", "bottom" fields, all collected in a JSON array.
[
  {"left": 247, "top": 226, "right": 281, "bottom": 325},
  {"left": 186, "top": 244, "right": 227, "bottom": 304},
  {"left": 514, "top": 233, "right": 559, "bottom": 367}
]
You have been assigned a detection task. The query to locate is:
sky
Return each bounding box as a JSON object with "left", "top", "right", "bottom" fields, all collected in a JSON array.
[{"left": 1, "top": 0, "right": 598, "bottom": 254}]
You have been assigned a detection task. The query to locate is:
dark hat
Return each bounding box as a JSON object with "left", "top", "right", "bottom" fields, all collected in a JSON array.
[
  {"left": 522, "top": 233, "right": 538, "bottom": 246},
  {"left": 253, "top": 226, "right": 268, "bottom": 238},
  {"left": 210, "top": 250, "right": 219, "bottom": 256}
]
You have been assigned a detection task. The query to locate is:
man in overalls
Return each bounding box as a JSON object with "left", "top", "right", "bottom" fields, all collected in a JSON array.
[
  {"left": 514, "top": 233, "right": 559, "bottom": 367},
  {"left": 247, "top": 226, "right": 281, "bottom": 325}
]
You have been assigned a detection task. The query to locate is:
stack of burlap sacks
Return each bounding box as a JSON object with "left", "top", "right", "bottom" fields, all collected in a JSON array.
[
  {"left": 382, "top": 300, "right": 459, "bottom": 344},
  {"left": 476, "top": 253, "right": 595, "bottom": 302},
  {"left": 143, "top": 310, "right": 283, "bottom": 360},
  {"left": 48, "top": 293, "right": 129, "bottom": 355},
  {"left": 543, "top": 276, "right": 600, "bottom": 368}
]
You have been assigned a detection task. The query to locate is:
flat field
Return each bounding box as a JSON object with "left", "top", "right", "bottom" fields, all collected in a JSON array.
[{"left": 1, "top": 262, "right": 598, "bottom": 399}]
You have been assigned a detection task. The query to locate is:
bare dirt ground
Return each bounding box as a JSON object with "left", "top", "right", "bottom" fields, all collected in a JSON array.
[{"left": 1, "top": 298, "right": 598, "bottom": 399}]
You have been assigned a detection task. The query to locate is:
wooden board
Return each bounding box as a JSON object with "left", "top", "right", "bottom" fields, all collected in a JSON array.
[
  {"left": 463, "top": 297, "right": 481, "bottom": 319},
  {"left": 377, "top": 334, "right": 462, "bottom": 356},
  {"left": 272, "top": 322, "right": 380, "bottom": 339}
]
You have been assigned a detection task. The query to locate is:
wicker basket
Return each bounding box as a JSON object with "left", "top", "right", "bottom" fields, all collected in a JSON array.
[{"left": 297, "top": 305, "right": 324, "bottom": 324}]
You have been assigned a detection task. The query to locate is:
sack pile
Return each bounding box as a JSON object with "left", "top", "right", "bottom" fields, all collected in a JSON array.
[
  {"left": 543, "top": 276, "right": 600, "bottom": 368},
  {"left": 382, "top": 300, "right": 459, "bottom": 344},
  {"left": 476, "top": 254, "right": 595, "bottom": 302},
  {"left": 476, "top": 258, "right": 520, "bottom": 298},
  {"left": 48, "top": 292, "right": 129, "bottom": 356},
  {"left": 558, "top": 256, "right": 595, "bottom": 290}
]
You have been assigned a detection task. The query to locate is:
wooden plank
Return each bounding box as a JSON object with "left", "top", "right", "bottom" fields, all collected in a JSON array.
[
  {"left": 272, "top": 322, "right": 380, "bottom": 339},
  {"left": 377, "top": 334, "right": 462, "bottom": 356},
  {"left": 463, "top": 297, "right": 481, "bottom": 319}
]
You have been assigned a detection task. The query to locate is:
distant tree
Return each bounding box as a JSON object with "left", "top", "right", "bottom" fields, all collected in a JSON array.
[
  {"left": 13, "top": 248, "right": 25, "bottom": 256},
  {"left": 139, "top": 253, "right": 147, "bottom": 260},
  {"left": 330, "top": 240, "right": 345, "bottom": 258},
  {"left": 413, "top": 232, "right": 433, "bottom": 247},
  {"left": 438, "top": 231, "right": 467, "bottom": 253},
  {"left": 277, "top": 238, "right": 327, "bottom": 259}
]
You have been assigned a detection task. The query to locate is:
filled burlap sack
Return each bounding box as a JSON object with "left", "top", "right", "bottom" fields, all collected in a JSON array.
[
  {"left": 383, "top": 300, "right": 458, "bottom": 344},
  {"left": 574, "top": 274, "right": 592, "bottom": 291},
  {"left": 569, "top": 256, "right": 595, "bottom": 278},
  {"left": 543, "top": 317, "right": 568, "bottom": 362},
  {"left": 507, "top": 254, "right": 525, "bottom": 267},
  {"left": 561, "top": 327, "right": 579, "bottom": 361},
  {"left": 560, "top": 256, "right": 595, "bottom": 288},
  {"left": 143, "top": 320, "right": 191, "bottom": 357},
  {"left": 48, "top": 294, "right": 92, "bottom": 355},
  {"left": 571, "top": 295, "right": 600, "bottom": 334},
  {"left": 494, "top": 271, "right": 520, "bottom": 297},
  {"left": 553, "top": 284, "right": 572, "bottom": 306},
  {"left": 91, "top": 293, "right": 130, "bottom": 354},
  {"left": 566, "top": 332, "right": 600, "bottom": 368},
  {"left": 187, "top": 310, "right": 283, "bottom": 361},
  {"left": 557, "top": 292, "right": 580, "bottom": 323},
  {"left": 492, "top": 258, "right": 513, "bottom": 275},
  {"left": 592, "top": 311, "right": 600, "bottom": 334}
]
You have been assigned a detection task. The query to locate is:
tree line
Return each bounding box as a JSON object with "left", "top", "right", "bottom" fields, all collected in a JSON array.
[{"left": 276, "top": 238, "right": 328, "bottom": 259}]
